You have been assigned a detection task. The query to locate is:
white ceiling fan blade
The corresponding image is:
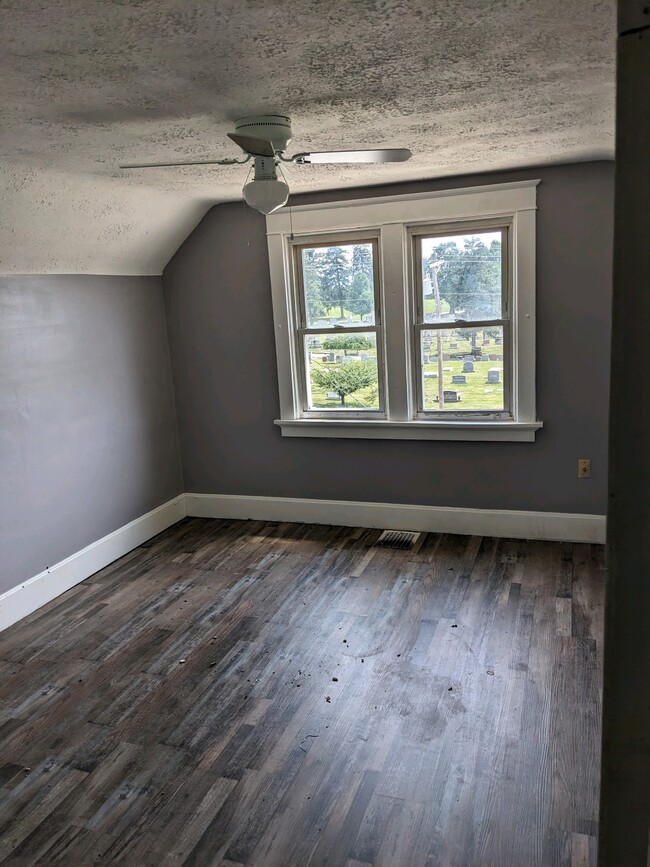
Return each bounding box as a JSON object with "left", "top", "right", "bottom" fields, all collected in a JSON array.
[
  {"left": 119, "top": 157, "right": 246, "bottom": 169},
  {"left": 291, "top": 148, "right": 412, "bottom": 165},
  {"left": 227, "top": 132, "right": 276, "bottom": 157}
]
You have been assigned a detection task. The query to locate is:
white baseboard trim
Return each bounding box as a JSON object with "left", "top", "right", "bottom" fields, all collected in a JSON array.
[
  {"left": 185, "top": 493, "right": 606, "bottom": 545},
  {"left": 0, "top": 494, "right": 187, "bottom": 633},
  {"left": 1, "top": 492, "right": 605, "bottom": 633}
]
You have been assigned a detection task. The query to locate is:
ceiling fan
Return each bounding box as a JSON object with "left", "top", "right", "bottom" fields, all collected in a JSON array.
[{"left": 120, "top": 114, "right": 412, "bottom": 215}]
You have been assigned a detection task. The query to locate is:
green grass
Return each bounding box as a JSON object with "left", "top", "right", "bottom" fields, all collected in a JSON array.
[
  {"left": 311, "top": 306, "right": 373, "bottom": 324},
  {"left": 422, "top": 358, "right": 504, "bottom": 411},
  {"left": 423, "top": 297, "right": 451, "bottom": 318}
]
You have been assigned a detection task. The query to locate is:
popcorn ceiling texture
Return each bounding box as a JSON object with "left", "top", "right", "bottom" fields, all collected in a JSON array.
[{"left": 1, "top": 0, "right": 616, "bottom": 275}]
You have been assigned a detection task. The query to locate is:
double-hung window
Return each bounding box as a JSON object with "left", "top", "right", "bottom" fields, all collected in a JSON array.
[
  {"left": 267, "top": 181, "right": 542, "bottom": 441},
  {"left": 411, "top": 222, "right": 510, "bottom": 418}
]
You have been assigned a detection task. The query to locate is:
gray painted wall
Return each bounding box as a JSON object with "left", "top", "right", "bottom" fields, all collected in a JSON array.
[
  {"left": 0, "top": 275, "right": 183, "bottom": 594},
  {"left": 163, "top": 161, "right": 614, "bottom": 516}
]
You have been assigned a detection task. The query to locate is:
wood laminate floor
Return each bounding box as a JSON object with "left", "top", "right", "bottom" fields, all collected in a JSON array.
[{"left": 0, "top": 518, "right": 605, "bottom": 866}]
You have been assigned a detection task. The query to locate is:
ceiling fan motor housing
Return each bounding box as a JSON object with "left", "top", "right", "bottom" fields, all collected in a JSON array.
[{"left": 234, "top": 115, "right": 292, "bottom": 152}]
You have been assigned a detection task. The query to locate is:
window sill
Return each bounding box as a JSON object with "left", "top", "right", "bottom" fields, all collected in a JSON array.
[{"left": 274, "top": 419, "right": 543, "bottom": 442}]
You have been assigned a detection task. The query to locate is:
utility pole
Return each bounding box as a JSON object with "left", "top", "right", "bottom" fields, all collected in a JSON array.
[{"left": 431, "top": 261, "right": 445, "bottom": 409}]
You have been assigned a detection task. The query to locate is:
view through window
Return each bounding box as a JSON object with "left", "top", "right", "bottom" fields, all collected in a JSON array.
[
  {"left": 415, "top": 228, "right": 507, "bottom": 414},
  {"left": 297, "top": 240, "right": 382, "bottom": 412}
]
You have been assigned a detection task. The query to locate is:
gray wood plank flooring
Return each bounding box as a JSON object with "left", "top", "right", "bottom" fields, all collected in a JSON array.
[{"left": 0, "top": 518, "right": 605, "bottom": 866}]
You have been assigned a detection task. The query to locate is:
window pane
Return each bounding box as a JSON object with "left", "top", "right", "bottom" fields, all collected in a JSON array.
[
  {"left": 420, "top": 327, "right": 505, "bottom": 411},
  {"left": 301, "top": 242, "right": 376, "bottom": 328},
  {"left": 305, "top": 332, "right": 379, "bottom": 410},
  {"left": 419, "top": 230, "right": 503, "bottom": 324}
]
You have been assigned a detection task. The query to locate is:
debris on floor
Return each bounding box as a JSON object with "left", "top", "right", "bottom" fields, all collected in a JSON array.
[{"left": 299, "top": 734, "right": 319, "bottom": 752}]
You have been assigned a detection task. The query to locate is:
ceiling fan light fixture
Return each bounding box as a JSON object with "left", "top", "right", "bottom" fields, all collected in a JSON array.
[{"left": 243, "top": 178, "right": 289, "bottom": 215}]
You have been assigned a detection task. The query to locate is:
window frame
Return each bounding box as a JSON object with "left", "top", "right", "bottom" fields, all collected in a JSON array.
[
  {"left": 291, "top": 232, "right": 386, "bottom": 419},
  {"left": 409, "top": 219, "right": 512, "bottom": 420},
  {"left": 266, "top": 180, "right": 542, "bottom": 442}
]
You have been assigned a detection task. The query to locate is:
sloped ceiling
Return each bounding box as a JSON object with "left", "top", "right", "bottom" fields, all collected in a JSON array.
[{"left": 1, "top": 0, "right": 616, "bottom": 275}]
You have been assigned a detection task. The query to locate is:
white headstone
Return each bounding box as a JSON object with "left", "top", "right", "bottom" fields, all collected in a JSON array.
[{"left": 487, "top": 368, "right": 501, "bottom": 384}]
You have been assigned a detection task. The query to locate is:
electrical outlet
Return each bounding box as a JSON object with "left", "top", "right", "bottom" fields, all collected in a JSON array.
[{"left": 578, "top": 459, "right": 591, "bottom": 479}]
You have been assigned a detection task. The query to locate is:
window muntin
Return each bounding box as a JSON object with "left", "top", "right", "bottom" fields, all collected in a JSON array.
[
  {"left": 412, "top": 224, "right": 511, "bottom": 417},
  {"left": 292, "top": 236, "right": 384, "bottom": 416}
]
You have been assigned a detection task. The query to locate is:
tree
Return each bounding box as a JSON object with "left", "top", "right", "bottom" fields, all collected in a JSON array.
[
  {"left": 312, "top": 360, "right": 376, "bottom": 406},
  {"left": 302, "top": 248, "right": 326, "bottom": 322},
  {"left": 351, "top": 244, "right": 373, "bottom": 282},
  {"left": 428, "top": 236, "right": 501, "bottom": 321},
  {"left": 320, "top": 246, "right": 350, "bottom": 319},
  {"left": 348, "top": 271, "right": 374, "bottom": 321},
  {"left": 323, "top": 335, "right": 373, "bottom": 356}
]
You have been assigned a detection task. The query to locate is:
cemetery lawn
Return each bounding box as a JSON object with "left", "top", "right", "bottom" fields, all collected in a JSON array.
[
  {"left": 422, "top": 358, "right": 504, "bottom": 411},
  {"left": 307, "top": 334, "right": 504, "bottom": 411}
]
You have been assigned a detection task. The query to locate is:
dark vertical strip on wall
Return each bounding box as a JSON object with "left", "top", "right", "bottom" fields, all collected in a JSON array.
[{"left": 598, "top": 6, "right": 650, "bottom": 864}]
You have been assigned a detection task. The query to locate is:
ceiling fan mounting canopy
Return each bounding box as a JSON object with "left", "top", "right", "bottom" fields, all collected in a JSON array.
[{"left": 233, "top": 114, "right": 293, "bottom": 152}]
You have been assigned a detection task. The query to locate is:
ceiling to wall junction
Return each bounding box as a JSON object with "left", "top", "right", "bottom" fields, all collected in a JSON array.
[{"left": 1, "top": 0, "right": 616, "bottom": 274}]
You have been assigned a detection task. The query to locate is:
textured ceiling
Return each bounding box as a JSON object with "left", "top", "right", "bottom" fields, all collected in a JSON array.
[{"left": 1, "top": 0, "right": 616, "bottom": 275}]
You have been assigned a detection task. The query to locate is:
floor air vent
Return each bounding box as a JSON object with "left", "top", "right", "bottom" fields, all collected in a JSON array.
[{"left": 374, "top": 530, "right": 421, "bottom": 550}]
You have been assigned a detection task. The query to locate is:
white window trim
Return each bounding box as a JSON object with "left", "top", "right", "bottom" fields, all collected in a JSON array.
[{"left": 266, "top": 180, "right": 543, "bottom": 442}]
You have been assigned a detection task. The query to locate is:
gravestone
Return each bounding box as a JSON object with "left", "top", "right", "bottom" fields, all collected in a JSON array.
[
  {"left": 326, "top": 392, "right": 339, "bottom": 400},
  {"left": 472, "top": 348, "right": 482, "bottom": 357},
  {"left": 360, "top": 353, "right": 368, "bottom": 361},
  {"left": 452, "top": 374, "right": 467, "bottom": 384},
  {"left": 487, "top": 368, "right": 501, "bottom": 384},
  {"left": 483, "top": 339, "right": 490, "bottom": 345},
  {"left": 322, "top": 355, "right": 329, "bottom": 362},
  {"left": 489, "top": 354, "right": 498, "bottom": 361},
  {"left": 334, "top": 355, "right": 343, "bottom": 363},
  {"left": 463, "top": 361, "right": 475, "bottom": 372},
  {"left": 481, "top": 355, "right": 489, "bottom": 361},
  {"left": 495, "top": 336, "right": 502, "bottom": 344},
  {"left": 443, "top": 390, "right": 461, "bottom": 402},
  {"left": 422, "top": 354, "right": 428, "bottom": 364},
  {"left": 424, "top": 371, "right": 438, "bottom": 378}
]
